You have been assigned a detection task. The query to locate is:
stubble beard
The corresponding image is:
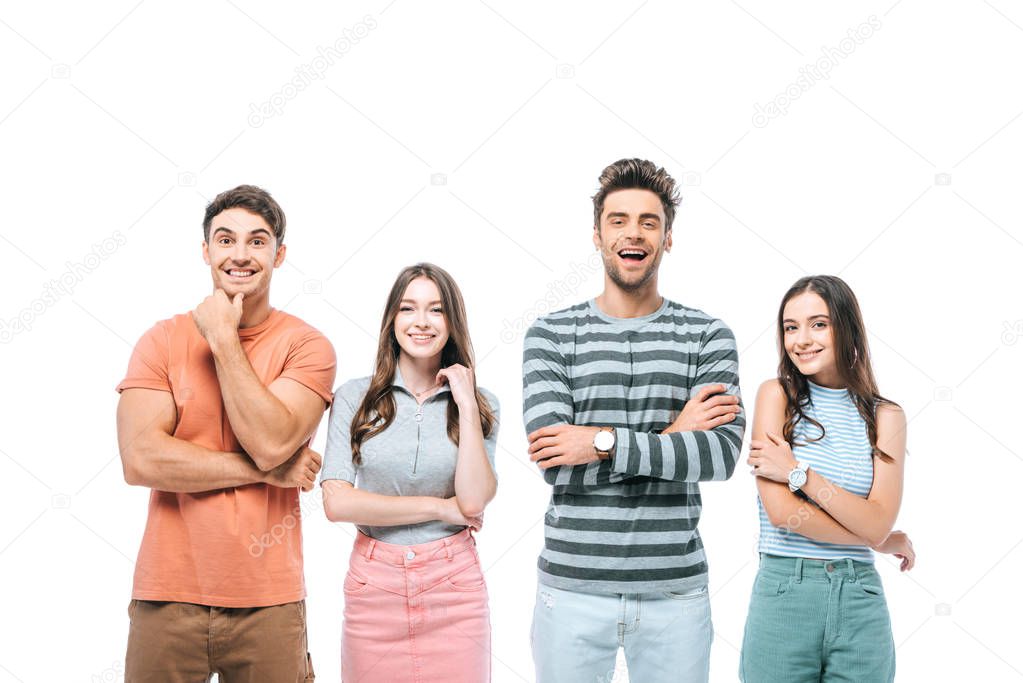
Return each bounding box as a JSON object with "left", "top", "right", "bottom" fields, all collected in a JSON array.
[{"left": 601, "top": 247, "right": 662, "bottom": 292}]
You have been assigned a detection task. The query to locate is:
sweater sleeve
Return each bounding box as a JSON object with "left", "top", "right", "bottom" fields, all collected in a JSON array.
[
  {"left": 609, "top": 318, "right": 745, "bottom": 482},
  {"left": 522, "top": 317, "right": 628, "bottom": 487}
]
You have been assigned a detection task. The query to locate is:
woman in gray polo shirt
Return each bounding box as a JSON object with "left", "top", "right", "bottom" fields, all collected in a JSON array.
[{"left": 320, "top": 262, "right": 499, "bottom": 682}]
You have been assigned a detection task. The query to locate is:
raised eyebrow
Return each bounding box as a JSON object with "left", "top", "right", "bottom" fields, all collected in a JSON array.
[
  {"left": 211, "top": 227, "right": 272, "bottom": 239},
  {"left": 605, "top": 211, "right": 629, "bottom": 220}
]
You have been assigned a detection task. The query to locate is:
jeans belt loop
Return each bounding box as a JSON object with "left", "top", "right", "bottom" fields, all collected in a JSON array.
[
  {"left": 845, "top": 557, "right": 856, "bottom": 580},
  {"left": 365, "top": 539, "right": 377, "bottom": 562},
  {"left": 444, "top": 537, "right": 453, "bottom": 560},
  {"left": 794, "top": 557, "right": 804, "bottom": 583}
]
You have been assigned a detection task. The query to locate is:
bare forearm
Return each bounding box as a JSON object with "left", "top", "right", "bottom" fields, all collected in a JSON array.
[
  {"left": 210, "top": 335, "right": 299, "bottom": 469},
  {"left": 453, "top": 411, "right": 496, "bottom": 517},
  {"left": 802, "top": 469, "right": 894, "bottom": 546},
  {"left": 323, "top": 485, "right": 443, "bottom": 526},
  {"left": 759, "top": 478, "right": 867, "bottom": 545},
  {"left": 125, "top": 433, "right": 264, "bottom": 492},
  {"left": 774, "top": 500, "right": 869, "bottom": 545}
]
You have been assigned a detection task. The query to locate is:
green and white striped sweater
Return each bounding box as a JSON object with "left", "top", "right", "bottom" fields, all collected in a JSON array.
[{"left": 522, "top": 298, "right": 745, "bottom": 594}]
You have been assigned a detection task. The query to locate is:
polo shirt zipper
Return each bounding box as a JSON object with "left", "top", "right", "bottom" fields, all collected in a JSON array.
[{"left": 413, "top": 402, "right": 423, "bottom": 474}]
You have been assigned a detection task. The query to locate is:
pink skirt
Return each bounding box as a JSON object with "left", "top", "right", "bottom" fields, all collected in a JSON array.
[{"left": 341, "top": 529, "right": 491, "bottom": 682}]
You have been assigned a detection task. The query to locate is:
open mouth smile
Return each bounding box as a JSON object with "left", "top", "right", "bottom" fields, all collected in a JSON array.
[{"left": 617, "top": 248, "right": 649, "bottom": 263}]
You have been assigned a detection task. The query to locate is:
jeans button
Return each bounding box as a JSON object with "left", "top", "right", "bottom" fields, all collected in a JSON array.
[
  {"left": 825, "top": 563, "right": 834, "bottom": 572},
  {"left": 406, "top": 550, "right": 416, "bottom": 561}
]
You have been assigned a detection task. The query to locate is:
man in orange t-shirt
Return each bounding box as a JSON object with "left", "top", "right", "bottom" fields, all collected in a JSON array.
[{"left": 116, "top": 185, "right": 336, "bottom": 682}]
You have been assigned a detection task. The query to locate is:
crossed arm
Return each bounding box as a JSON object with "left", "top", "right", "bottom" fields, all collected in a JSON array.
[
  {"left": 118, "top": 388, "right": 322, "bottom": 493},
  {"left": 321, "top": 374, "right": 497, "bottom": 529},
  {"left": 118, "top": 299, "right": 330, "bottom": 493},
  {"left": 748, "top": 379, "right": 908, "bottom": 549},
  {"left": 521, "top": 319, "right": 745, "bottom": 485}
]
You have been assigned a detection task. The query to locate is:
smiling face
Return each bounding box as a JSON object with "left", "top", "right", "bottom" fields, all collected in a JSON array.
[
  {"left": 393, "top": 276, "right": 450, "bottom": 362},
  {"left": 202, "top": 207, "right": 285, "bottom": 302},
  {"left": 782, "top": 291, "right": 840, "bottom": 386},
  {"left": 593, "top": 188, "right": 672, "bottom": 292}
]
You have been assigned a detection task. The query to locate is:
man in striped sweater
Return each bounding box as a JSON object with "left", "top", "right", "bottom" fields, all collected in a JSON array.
[{"left": 523, "top": 158, "right": 746, "bottom": 683}]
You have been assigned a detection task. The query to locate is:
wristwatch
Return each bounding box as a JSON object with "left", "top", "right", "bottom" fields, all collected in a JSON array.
[
  {"left": 593, "top": 427, "right": 615, "bottom": 460},
  {"left": 787, "top": 461, "right": 809, "bottom": 492}
]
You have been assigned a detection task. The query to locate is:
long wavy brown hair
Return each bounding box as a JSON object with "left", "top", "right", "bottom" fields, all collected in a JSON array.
[
  {"left": 350, "top": 263, "right": 496, "bottom": 465},
  {"left": 777, "top": 275, "right": 896, "bottom": 462}
]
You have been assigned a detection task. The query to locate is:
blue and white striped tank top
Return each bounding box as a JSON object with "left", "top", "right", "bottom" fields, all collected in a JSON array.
[{"left": 757, "top": 380, "right": 875, "bottom": 562}]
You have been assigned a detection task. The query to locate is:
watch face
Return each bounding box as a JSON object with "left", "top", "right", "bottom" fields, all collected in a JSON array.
[
  {"left": 789, "top": 469, "right": 807, "bottom": 487},
  {"left": 594, "top": 430, "right": 615, "bottom": 451}
]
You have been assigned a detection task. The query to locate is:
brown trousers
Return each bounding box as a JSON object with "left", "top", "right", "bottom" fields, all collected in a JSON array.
[{"left": 125, "top": 599, "right": 315, "bottom": 682}]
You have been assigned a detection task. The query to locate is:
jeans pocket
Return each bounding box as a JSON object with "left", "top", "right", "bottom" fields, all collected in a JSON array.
[
  {"left": 304, "top": 651, "right": 315, "bottom": 681},
  {"left": 663, "top": 585, "right": 709, "bottom": 600},
  {"left": 752, "top": 574, "right": 791, "bottom": 597},
  {"left": 343, "top": 569, "right": 372, "bottom": 595},
  {"left": 858, "top": 582, "right": 884, "bottom": 596},
  {"left": 446, "top": 561, "right": 486, "bottom": 592}
]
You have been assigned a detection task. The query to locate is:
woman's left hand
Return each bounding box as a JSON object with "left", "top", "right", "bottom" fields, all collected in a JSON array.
[
  {"left": 747, "top": 432, "right": 798, "bottom": 483},
  {"left": 436, "top": 364, "right": 478, "bottom": 410}
]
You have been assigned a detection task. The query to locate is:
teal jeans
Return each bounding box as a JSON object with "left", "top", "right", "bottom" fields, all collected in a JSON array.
[{"left": 740, "top": 554, "right": 895, "bottom": 682}]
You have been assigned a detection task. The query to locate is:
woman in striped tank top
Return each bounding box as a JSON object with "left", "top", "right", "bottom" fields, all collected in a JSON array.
[{"left": 740, "top": 275, "right": 915, "bottom": 682}]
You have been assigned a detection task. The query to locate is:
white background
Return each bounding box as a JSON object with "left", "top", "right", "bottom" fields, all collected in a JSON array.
[{"left": 1, "top": 1, "right": 1021, "bottom": 681}]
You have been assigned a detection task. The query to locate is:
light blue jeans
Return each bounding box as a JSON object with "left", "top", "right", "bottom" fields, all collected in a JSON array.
[{"left": 531, "top": 582, "right": 713, "bottom": 683}]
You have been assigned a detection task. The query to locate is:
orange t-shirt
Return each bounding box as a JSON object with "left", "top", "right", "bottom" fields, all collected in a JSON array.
[{"left": 116, "top": 309, "right": 336, "bottom": 607}]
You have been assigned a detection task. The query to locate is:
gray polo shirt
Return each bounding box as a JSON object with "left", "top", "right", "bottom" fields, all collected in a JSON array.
[{"left": 321, "top": 368, "right": 500, "bottom": 545}]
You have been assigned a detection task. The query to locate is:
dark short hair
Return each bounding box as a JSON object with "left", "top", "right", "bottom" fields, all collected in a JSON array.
[
  {"left": 203, "top": 185, "right": 286, "bottom": 244},
  {"left": 592, "top": 158, "right": 681, "bottom": 230}
]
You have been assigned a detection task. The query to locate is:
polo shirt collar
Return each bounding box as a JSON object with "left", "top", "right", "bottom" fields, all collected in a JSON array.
[{"left": 393, "top": 365, "right": 451, "bottom": 397}]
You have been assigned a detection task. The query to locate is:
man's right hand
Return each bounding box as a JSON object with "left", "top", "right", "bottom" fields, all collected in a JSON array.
[
  {"left": 662, "top": 384, "right": 740, "bottom": 433},
  {"left": 264, "top": 446, "right": 321, "bottom": 491}
]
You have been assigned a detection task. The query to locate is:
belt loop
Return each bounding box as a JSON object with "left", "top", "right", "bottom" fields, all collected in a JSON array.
[
  {"left": 444, "top": 537, "right": 453, "bottom": 560},
  {"left": 794, "top": 558, "right": 803, "bottom": 583},
  {"left": 845, "top": 558, "right": 856, "bottom": 579},
  {"left": 365, "top": 539, "right": 377, "bottom": 562}
]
